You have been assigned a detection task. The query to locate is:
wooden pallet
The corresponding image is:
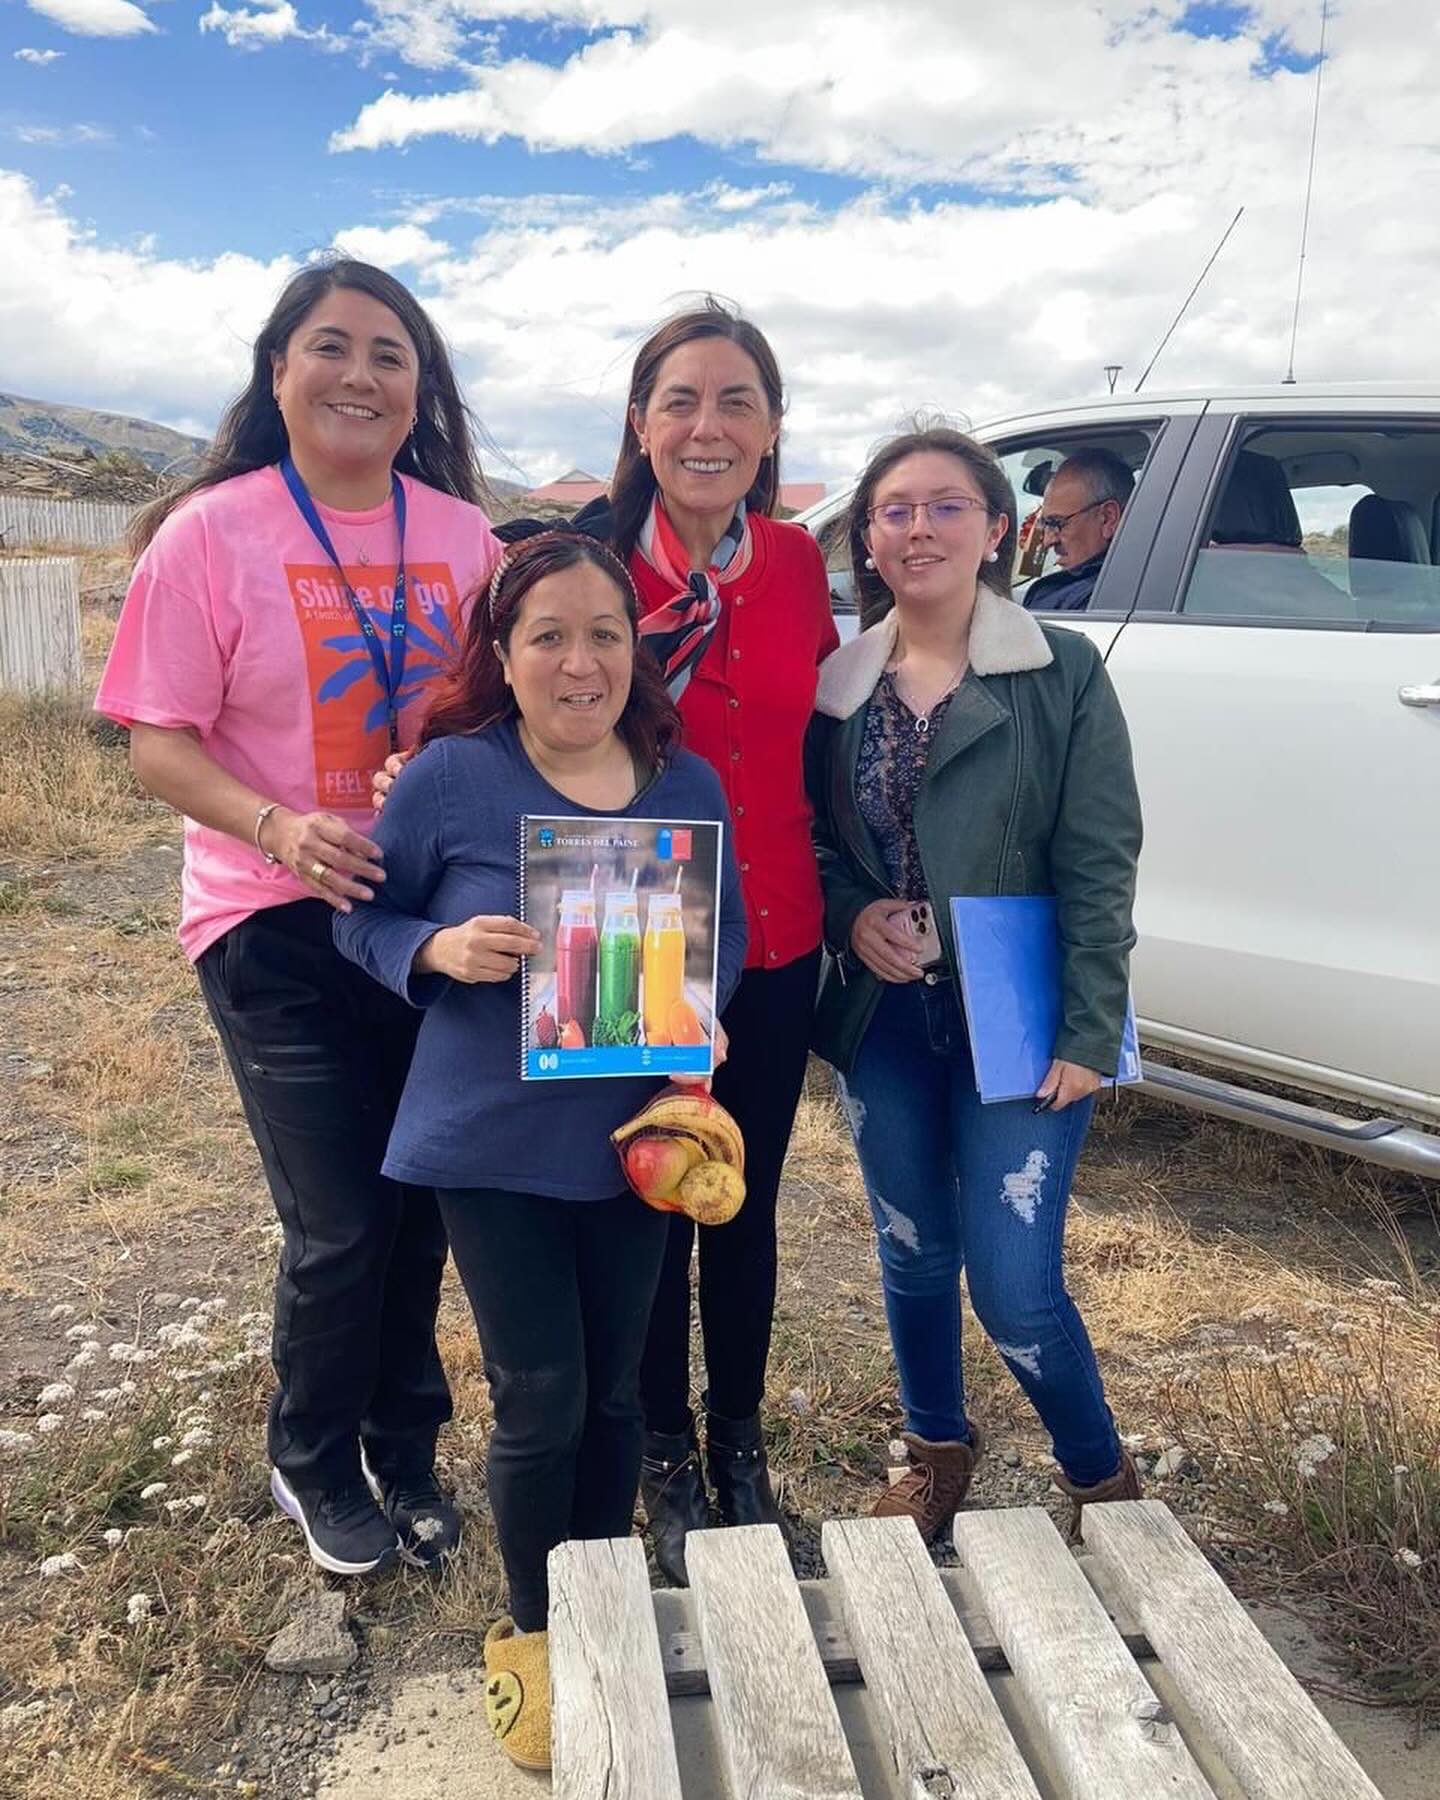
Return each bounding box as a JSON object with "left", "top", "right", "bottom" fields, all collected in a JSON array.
[{"left": 548, "top": 1501, "right": 1383, "bottom": 1798}]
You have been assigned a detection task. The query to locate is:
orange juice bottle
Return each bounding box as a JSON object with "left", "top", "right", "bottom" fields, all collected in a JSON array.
[{"left": 642, "top": 892, "right": 687, "bottom": 1044}]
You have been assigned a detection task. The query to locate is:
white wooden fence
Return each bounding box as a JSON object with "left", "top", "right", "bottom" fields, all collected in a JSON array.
[
  {"left": 0, "top": 493, "right": 136, "bottom": 549},
  {"left": 0, "top": 558, "right": 82, "bottom": 694}
]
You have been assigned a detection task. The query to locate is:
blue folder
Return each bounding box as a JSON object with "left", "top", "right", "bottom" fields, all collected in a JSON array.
[{"left": 949, "top": 895, "right": 1139, "bottom": 1104}]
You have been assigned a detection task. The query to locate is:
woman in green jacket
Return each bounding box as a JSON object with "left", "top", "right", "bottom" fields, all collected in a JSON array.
[{"left": 807, "top": 424, "right": 1142, "bottom": 1544}]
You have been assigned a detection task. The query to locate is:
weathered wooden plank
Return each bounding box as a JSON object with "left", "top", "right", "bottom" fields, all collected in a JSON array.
[
  {"left": 1083, "top": 1501, "right": 1385, "bottom": 1800},
  {"left": 548, "top": 1535, "right": 684, "bottom": 1800},
  {"left": 687, "top": 1522, "right": 863, "bottom": 1799},
  {"left": 823, "top": 1516, "right": 1041, "bottom": 1800},
  {"left": 0, "top": 557, "right": 81, "bottom": 694},
  {"left": 654, "top": 1567, "right": 1154, "bottom": 1695},
  {"left": 954, "top": 1506, "right": 1215, "bottom": 1800}
]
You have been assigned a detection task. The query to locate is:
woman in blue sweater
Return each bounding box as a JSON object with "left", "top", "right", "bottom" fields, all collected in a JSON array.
[{"left": 335, "top": 532, "right": 745, "bottom": 1771}]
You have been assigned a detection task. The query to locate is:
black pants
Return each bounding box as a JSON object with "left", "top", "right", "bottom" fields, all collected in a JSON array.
[
  {"left": 197, "top": 900, "right": 452, "bottom": 1492},
  {"left": 639, "top": 947, "right": 820, "bottom": 1433},
  {"left": 439, "top": 1187, "right": 667, "bottom": 1631}
]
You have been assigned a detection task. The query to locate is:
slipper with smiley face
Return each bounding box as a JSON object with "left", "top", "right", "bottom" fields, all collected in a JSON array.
[{"left": 483, "top": 1616, "right": 551, "bottom": 1771}]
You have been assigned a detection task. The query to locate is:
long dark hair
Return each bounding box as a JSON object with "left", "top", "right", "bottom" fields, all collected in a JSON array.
[
  {"left": 420, "top": 534, "right": 682, "bottom": 770},
  {"left": 609, "top": 298, "right": 785, "bottom": 563},
  {"left": 131, "top": 257, "right": 485, "bottom": 554},
  {"left": 847, "top": 423, "right": 1017, "bottom": 629}
]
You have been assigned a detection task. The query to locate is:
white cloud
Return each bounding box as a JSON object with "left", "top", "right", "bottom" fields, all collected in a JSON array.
[
  {"left": 331, "top": 222, "right": 450, "bottom": 266},
  {"left": 11, "top": 124, "right": 112, "bottom": 146},
  {"left": 14, "top": 47, "right": 67, "bottom": 64},
  {"left": 24, "top": 0, "right": 154, "bottom": 37},
  {"left": 198, "top": 0, "right": 329, "bottom": 49},
  {"left": 1, "top": 2, "right": 1436, "bottom": 490}
]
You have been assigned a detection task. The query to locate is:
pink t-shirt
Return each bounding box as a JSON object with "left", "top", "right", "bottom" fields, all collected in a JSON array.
[{"left": 95, "top": 465, "right": 502, "bottom": 962}]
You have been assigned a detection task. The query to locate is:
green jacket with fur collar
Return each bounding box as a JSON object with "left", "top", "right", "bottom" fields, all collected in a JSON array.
[{"left": 804, "top": 590, "right": 1142, "bottom": 1079}]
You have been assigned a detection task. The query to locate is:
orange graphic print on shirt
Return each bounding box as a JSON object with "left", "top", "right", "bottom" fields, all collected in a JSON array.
[{"left": 285, "top": 560, "right": 463, "bottom": 807}]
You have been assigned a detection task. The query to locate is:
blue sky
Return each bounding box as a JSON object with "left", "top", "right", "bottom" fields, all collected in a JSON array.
[{"left": 2, "top": 1, "right": 1430, "bottom": 484}]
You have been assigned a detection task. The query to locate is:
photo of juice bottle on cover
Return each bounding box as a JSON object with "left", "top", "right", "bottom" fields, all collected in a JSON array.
[{"left": 519, "top": 817, "right": 723, "bottom": 1081}]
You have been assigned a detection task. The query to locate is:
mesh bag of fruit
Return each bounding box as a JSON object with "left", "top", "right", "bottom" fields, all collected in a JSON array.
[{"left": 611, "top": 1087, "right": 746, "bottom": 1224}]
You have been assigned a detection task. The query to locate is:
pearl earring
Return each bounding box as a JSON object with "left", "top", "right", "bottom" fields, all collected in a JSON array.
[
  {"left": 864, "top": 556, "right": 875, "bottom": 570},
  {"left": 985, "top": 549, "right": 999, "bottom": 562}
]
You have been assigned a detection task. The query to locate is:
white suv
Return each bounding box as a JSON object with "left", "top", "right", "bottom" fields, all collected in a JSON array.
[{"left": 799, "top": 386, "right": 1440, "bottom": 1177}]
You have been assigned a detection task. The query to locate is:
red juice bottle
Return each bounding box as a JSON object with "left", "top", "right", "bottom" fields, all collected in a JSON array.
[{"left": 554, "top": 890, "right": 598, "bottom": 1043}]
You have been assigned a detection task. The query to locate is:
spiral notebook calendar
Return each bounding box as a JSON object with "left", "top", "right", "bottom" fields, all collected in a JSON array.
[{"left": 518, "top": 814, "right": 724, "bottom": 1081}]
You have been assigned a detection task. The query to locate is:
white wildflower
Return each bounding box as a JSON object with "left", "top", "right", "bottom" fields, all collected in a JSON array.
[
  {"left": 39, "top": 1553, "right": 82, "bottom": 1578},
  {"left": 179, "top": 1297, "right": 201, "bottom": 1311},
  {"left": 125, "top": 1592, "right": 153, "bottom": 1624},
  {"left": 412, "top": 1516, "right": 444, "bottom": 1543},
  {"left": 0, "top": 1698, "right": 49, "bottom": 1732},
  {"left": 35, "top": 1414, "right": 64, "bottom": 1436},
  {"left": 1296, "top": 1433, "right": 1338, "bottom": 1478},
  {"left": 1263, "top": 1499, "right": 1291, "bottom": 1516},
  {"left": 118, "top": 1379, "right": 137, "bottom": 1395},
  {"left": 103, "top": 1528, "right": 124, "bottom": 1549},
  {"left": 108, "top": 1344, "right": 157, "bottom": 1365},
  {"left": 64, "top": 1349, "right": 98, "bottom": 1377},
  {"left": 164, "top": 1494, "right": 207, "bottom": 1516},
  {"left": 179, "top": 1427, "right": 211, "bottom": 1449},
  {"left": 36, "top": 1382, "right": 74, "bottom": 1408},
  {"left": 64, "top": 1323, "right": 98, "bottom": 1342},
  {"left": 1395, "top": 1548, "right": 1423, "bottom": 1570},
  {"left": 0, "top": 1429, "right": 37, "bottom": 1458},
  {"left": 153, "top": 1292, "right": 182, "bottom": 1307},
  {"left": 1328, "top": 1321, "right": 1356, "bottom": 1339},
  {"left": 170, "top": 1449, "right": 193, "bottom": 1468},
  {"left": 1394, "top": 1464, "right": 1411, "bottom": 1476},
  {"left": 151, "top": 1436, "right": 173, "bottom": 1451},
  {"left": 80, "top": 1408, "right": 105, "bottom": 1423},
  {"left": 140, "top": 1482, "right": 168, "bottom": 1501},
  {"left": 93, "top": 1387, "right": 122, "bottom": 1405},
  {"left": 48, "top": 1304, "right": 75, "bottom": 1320}
]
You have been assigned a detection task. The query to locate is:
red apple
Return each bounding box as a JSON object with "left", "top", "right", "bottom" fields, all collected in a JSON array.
[{"left": 624, "top": 1134, "right": 692, "bottom": 1205}]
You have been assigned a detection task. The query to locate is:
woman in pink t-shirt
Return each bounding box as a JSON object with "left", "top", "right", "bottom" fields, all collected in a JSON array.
[{"left": 96, "top": 258, "right": 502, "bottom": 1579}]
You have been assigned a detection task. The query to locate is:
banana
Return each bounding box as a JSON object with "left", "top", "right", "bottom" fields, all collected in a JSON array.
[{"left": 612, "top": 1088, "right": 745, "bottom": 1173}]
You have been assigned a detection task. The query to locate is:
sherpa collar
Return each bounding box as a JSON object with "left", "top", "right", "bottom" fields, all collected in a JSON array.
[{"left": 815, "top": 587, "right": 1054, "bottom": 721}]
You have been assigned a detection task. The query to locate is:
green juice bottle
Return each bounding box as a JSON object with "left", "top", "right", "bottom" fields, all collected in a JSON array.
[{"left": 598, "top": 891, "right": 641, "bottom": 1031}]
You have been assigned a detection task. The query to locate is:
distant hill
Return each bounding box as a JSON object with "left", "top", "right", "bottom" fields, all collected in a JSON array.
[
  {"left": 0, "top": 390, "right": 205, "bottom": 472},
  {"left": 0, "top": 387, "right": 531, "bottom": 508}
]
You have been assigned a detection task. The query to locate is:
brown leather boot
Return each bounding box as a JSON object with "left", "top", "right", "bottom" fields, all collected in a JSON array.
[
  {"left": 872, "top": 1426, "right": 985, "bottom": 1544},
  {"left": 1053, "top": 1449, "right": 1142, "bottom": 1542}
]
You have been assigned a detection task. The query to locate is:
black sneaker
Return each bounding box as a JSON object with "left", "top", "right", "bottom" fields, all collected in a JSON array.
[
  {"left": 361, "top": 1449, "right": 462, "bottom": 1568},
  {"left": 270, "top": 1466, "right": 400, "bottom": 1576}
]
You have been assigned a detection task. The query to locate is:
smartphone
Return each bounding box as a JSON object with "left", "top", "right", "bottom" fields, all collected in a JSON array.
[{"left": 905, "top": 901, "right": 944, "bottom": 970}]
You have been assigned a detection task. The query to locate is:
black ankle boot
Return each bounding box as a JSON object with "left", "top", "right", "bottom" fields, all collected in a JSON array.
[
  {"left": 705, "top": 1407, "right": 788, "bottom": 1535},
  {"left": 640, "top": 1418, "right": 710, "bottom": 1587}
]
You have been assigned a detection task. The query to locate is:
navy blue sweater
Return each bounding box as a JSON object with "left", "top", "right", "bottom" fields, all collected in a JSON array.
[{"left": 333, "top": 719, "right": 747, "bottom": 1199}]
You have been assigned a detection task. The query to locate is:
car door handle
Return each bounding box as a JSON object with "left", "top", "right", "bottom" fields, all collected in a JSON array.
[{"left": 1398, "top": 682, "right": 1440, "bottom": 707}]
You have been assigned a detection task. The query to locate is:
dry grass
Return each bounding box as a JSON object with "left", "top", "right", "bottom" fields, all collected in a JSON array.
[
  {"left": 0, "top": 694, "right": 169, "bottom": 863},
  {"left": 1, "top": 631, "right": 1437, "bottom": 1787}
]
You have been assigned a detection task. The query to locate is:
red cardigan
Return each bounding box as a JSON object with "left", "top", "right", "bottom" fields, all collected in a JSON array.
[{"left": 631, "top": 513, "right": 839, "bottom": 973}]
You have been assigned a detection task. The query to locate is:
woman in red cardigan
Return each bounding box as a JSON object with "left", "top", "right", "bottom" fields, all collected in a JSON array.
[
  {"left": 379, "top": 303, "right": 836, "bottom": 1581},
  {"left": 608, "top": 303, "right": 838, "bottom": 1584}
]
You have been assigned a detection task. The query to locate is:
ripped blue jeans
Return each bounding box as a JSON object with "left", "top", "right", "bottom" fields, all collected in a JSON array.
[{"left": 838, "top": 979, "right": 1122, "bottom": 1487}]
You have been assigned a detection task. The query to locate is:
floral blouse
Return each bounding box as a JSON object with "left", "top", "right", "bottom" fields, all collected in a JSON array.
[{"left": 855, "top": 669, "right": 957, "bottom": 899}]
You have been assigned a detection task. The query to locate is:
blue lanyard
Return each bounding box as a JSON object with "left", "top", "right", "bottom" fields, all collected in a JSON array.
[{"left": 280, "top": 455, "right": 410, "bottom": 753}]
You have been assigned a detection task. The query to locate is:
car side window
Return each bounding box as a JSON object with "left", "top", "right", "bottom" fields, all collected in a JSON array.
[
  {"left": 1182, "top": 423, "right": 1440, "bottom": 628},
  {"left": 992, "top": 427, "right": 1157, "bottom": 607}
]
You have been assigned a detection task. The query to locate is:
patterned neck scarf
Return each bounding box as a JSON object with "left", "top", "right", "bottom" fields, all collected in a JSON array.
[{"left": 635, "top": 494, "right": 750, "bottom": 703}]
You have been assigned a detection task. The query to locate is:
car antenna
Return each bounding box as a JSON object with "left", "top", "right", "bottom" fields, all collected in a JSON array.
[
  {"left": 1133, "top": 205, "right": 1245, "bottom": 392},
  {"left": 1282, "top": 0, "right": 1331, "bottom": 383}
]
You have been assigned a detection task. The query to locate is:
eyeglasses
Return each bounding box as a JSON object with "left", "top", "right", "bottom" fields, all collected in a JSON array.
[
  {"left": 867, "top": 496, "right": 989, "bottom": 533},
  {"left": 1037, "top": 498, "right": 1108, "bottom": 536}
]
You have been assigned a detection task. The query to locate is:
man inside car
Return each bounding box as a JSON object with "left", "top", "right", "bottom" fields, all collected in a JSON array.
[{"left": 1022, "top": 448, "right": 1134, "bottom": 611}]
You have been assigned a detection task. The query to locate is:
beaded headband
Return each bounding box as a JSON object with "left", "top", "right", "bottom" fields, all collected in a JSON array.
[{"left": 486, "top": 530, "right": 638, "bottom": 620}]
